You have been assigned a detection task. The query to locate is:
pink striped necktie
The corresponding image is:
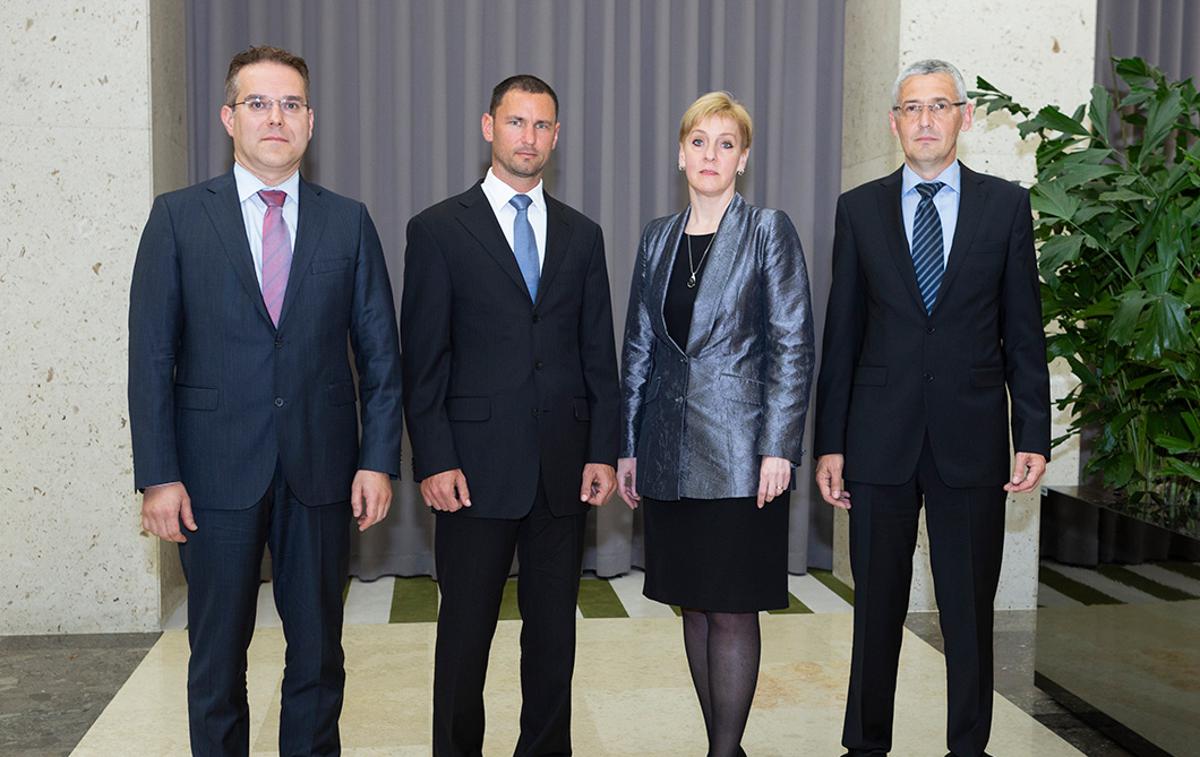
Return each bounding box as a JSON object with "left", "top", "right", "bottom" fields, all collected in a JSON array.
[{"left": 258, "top": 189, "right": 291, "bottom": 325}]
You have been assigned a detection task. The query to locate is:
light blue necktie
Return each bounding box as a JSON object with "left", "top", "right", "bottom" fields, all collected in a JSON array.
[
  {"left": 509, "top": 194, "right": 540, "bottom": 300},
  {"left": 912, "top": 181, "right": 945, "bottom": 314}
]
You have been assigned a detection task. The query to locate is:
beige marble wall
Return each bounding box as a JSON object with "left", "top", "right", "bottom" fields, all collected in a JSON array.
[
  {"left": 0, "top": 0, "right": 188, "bottom": 634},
  {"left": 835, "top": 0, "right": 1096, "bottom": 611}
]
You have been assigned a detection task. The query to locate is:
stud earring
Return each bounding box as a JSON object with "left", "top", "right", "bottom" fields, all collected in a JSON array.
[{"left": 737, "top": 168, "right": 745, "bottom": 176}]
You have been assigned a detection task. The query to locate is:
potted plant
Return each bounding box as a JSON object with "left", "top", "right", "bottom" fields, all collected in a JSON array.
[{"left": 971, "top": 58, "right": 1200, "bottom": 527}]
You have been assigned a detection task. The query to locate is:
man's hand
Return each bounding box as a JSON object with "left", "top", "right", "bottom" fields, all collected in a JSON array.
[
  {"left": 815, "top": 454, "right": 851, "bottom": 509},
  {"left": 1005, "top": 452, "right": 1047, "bottom": 493},
  {"left": 580, "top": 463, "right": 617, "bottom": 507},
  {"left": 141, "top": 483, "right": 197, "bottom": 543},
  {"left": 351, "top": 470, "right": 393, "bottom": 532},
  {"left": 420, "top": 468, "right": 472, "bottom": 512},
  {"left": 757, "top": 456, "right": 792, "bottom": 509},
  {"left": 616, "top": 457, "right": 640, "bottom": 510}
]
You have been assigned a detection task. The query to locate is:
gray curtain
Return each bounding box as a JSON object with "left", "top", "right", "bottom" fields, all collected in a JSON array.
[
  {"left": 1043, "top": 0, "right": 1200, "bottom": 566},
  {"left": 186, "top": 0, "right": 844, "bottom": 578}
]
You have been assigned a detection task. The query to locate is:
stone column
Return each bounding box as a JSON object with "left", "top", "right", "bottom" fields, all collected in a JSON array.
[
  {"left": 835, "top": 0, "right": 1095, "bottom": 611},
  {"left": 0, "top": 0, "right": 188, "bottom": 633}
]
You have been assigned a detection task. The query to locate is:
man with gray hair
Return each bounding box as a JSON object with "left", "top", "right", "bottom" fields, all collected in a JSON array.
[{"left": 814, "top": 59, "right": 1050, "bottom": 756}]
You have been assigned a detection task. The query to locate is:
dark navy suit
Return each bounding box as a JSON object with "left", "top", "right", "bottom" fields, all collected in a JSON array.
[{"left": 128, "top": 169, "right": 402, "bottom": 756}]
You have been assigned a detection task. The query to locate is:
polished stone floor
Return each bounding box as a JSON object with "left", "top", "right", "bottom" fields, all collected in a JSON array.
[{"left": 61, "top": 613, "right": 1086, "bottom": 756}]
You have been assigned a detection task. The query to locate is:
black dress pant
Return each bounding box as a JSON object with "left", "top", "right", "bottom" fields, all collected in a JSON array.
[
  {"left": 842, "top": 438, "right": 1006, "bottom": 757},
  {"left": 432, "top": 478, "right": 587, "bottom": 757},
  {"left": 178, "top": 463, "right": 351, "bottom": 757}
]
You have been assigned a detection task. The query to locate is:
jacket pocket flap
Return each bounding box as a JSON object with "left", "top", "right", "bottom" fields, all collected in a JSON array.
[
  {"left": 175, "top": 384, "right": 218, "bottom": 410},
  {"left": 328, "top": 381, "right": 357, "bottom": 406},
  {"left": 447, "top": 396, "right": 491, "bottom": 422},
  {"left": 573, "top": 397, "right": 591, "bottom": 421},
  {"left": 970, "top": 367, "right": 1005, "bottom": 387},
  {"left": 852, "top": 366, "right": 887, "bottom": 386},
  {"left": 720, "top": 374, "right": 764, "bottom": 406},
  {"left": 312, "top": 256, "right": 352, "bottom": 274}
]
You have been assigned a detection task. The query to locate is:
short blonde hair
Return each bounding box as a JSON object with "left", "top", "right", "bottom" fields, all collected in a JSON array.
[{"left": 678, "top": 91, "right": 753, "bottom": 150}]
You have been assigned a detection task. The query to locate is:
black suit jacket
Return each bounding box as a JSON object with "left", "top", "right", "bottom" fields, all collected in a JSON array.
[
  {"left": 128, "top": 170, "right": 403, "bottom": 509},
  {"left": 814, "top": 163, "right": 1050, "bottom": 487},
  {"left": 400, "top": 182, "right": 620, "bottom": 519}
]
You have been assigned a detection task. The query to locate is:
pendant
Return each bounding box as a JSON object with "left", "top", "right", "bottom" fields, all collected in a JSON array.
[{"left": 687, "top": 274, "right": 697, "bottom": 288}]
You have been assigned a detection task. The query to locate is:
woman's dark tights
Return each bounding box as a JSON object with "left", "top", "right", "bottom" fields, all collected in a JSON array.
[{"left": 681, "top": 608, "right": 760, "bottom": 757}]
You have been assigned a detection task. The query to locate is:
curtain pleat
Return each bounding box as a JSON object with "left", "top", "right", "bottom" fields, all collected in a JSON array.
[{"left": 186, "top": 0, "right": 845, "bottom": 579}]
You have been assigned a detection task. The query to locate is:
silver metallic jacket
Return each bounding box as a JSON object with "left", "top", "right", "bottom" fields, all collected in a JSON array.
[{"left": 620, "top": 193, "right": 815, "bottom": 500}]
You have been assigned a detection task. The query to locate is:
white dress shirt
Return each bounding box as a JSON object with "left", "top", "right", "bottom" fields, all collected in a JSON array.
[
  {"left": 901, "top": 160, "right": 960, "bottom": 266},
  {"left": 479, "top": 167, "right": 547, "bottom": 269},
  {"left": 233, "top": 162, "right": 301, "bottom": 287}
]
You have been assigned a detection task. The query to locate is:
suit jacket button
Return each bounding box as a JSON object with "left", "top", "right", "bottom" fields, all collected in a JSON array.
[
  {"left": 532, "top": 313, "right": 540, "bottom": 324},
  {"left": 274, "top": 397, "right": 285, "bottom": 407},
  {"left": 923, "top": 373, "right": 934, "bottom": 383},
  {"left": 535, "top": 360, "right": 544, "bottom": 370},
  {"left": 531, "top": 407, "right": 539, "bottom": 417},
  {"left": 926, "top": 327, "right": 935, "bottom": 335},
  {"left": 275, "top": 337, "right": 283, "bottom": 348}
]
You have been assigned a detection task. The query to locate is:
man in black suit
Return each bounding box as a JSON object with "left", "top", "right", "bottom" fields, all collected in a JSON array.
[
  {"left": 401, "top": 75, "right": 620, "bottom": 756},
  {"left": 814, "top": 59, "right": 1050, "bottom": 757},
  {"left": 128, "top": 46, "right": 402, "bottom": 755}
]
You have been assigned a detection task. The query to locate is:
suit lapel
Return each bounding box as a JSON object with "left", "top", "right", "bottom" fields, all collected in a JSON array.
[
  {"left": 456, "top": 183, "right": 531, "bottom": 302},
  {"left": 685, "top": 193, "right": 744, "bottom": 355},
  {"left": 876, "top": 167, "right": 926, "bottom": 315},
  {"left": 202, "top": 171, "right": 273, "bottom": 327},
  {"left": 933, "top": 163, "right": 988, "bottom": 315},
  {"left": 536, "top": 195, "right": 572, "bottom": 308},
  {"left": 649, "top": 208, "right": 689, "bottom": 353},
  {"left": 277, "top": 177, "right": 327, "bottom": 328}
]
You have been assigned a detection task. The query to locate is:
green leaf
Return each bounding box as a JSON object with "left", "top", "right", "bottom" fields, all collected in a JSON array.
[
  {"left": 1182, "top": 412, "right": 1200, "bottom": 443},
  {"left": 1030, "top": 181, "right": 1081, "bottom": 220},
  {"left": 1140, "top": 88, "right": 1184, "bottom": 167},
  {"left": 1109, "top": 292, "right": 1149, "bottom": 344},
  {"left": 1057, "top": 163, "right": 1122, "bottom": 189},
  {"left": 1115, "top": 57, "right": 1160, "bottom": 90},
  {"left": 1133, "top": 294, "right": 1193, "bottom": 360},
  {"left": 1028, "top": 105, "right": 1091, "bottom": 136},
  {"left": 1184, "top": 279, "right": 1200, "bottom": 306},
  {"left": 1099, "top": 188, "right": 1153, "bottom": 202},
  {"left": 1163, "top": 457, "right": 1200, "bottom": 483},
  {"left": 1088, "top": 84, "right": 1113, "bottom": 143},
  {"left": 1038, "top": 234, "right": 1084, "bottom": 274},
  {"left": 1154, "top": 435, "right": 1194, "bottom": 454}
]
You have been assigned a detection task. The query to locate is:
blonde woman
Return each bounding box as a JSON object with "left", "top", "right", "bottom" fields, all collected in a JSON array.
[{"left": 618, "top": 92, "right": 814, "bottom": 756}]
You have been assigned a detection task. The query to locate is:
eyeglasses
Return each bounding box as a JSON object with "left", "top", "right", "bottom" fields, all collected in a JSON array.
[
  {"left": 231, "top": 96, "right": 309, "bottom": 115},
  {"left": 892, "top": 100, "right": 966, "bottom": 119}
]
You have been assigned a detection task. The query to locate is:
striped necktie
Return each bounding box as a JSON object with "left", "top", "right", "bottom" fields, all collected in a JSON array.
[
  {"left": 911, "top": 181, "right": 945, "bottom": 314},
  {"left": 258, "top": 189, "right": 291, "bottom": 325}
]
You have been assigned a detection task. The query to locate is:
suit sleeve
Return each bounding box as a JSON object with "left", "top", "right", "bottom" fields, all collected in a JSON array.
[
  {"left": 128, "top": 195, "right": 183, "bottom": 490},
  {"left": 400, "top": 215, "right": 460, "bottom": 480},
  {"left": 813, "top": 195, "right": 866, "bottom": 457},
  {"left": 757, "top": 212, "right": 815, "bottom": 462},
  {"left": 619, "top": 226, "right": 656, "bottom": 459},
  {"left": 349, "top": 204, "right": 404, "bottom": 477},
  {"left": 1002, "top": 191, "right": 1051, "bottom": 458},
  {"left": 577, "top": 225, "right": 621, "bottom": 465}
]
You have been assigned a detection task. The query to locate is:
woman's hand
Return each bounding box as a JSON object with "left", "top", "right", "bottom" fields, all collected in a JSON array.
[
  {"left": 757, "top": 456, "right": 792, "bottom": 508},
  {"left": 616, "top": 457, "right": 640, "bottom": 509}
]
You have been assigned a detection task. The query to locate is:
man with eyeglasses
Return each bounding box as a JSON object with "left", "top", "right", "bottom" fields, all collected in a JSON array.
[
  {"left": 128, "top": 45, "right": 402, "bottom": 755},
  {"left": 814, "top": 59, "right": 1050, "bottom": 757}
]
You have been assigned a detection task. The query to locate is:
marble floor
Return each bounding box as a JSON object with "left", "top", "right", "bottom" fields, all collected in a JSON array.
[{"left": 72, "top": 613, "right": 1084, "bottom": 756}]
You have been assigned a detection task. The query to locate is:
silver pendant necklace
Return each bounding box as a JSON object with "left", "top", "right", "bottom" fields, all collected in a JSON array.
[{"left": 686, "top": 233, "right": 715, "bottom": 289}]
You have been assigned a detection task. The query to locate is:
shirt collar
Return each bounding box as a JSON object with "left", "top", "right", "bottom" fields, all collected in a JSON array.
[
  {"left": 233, "top": 162, "right": 301, "bottom": 205},
  {"left": 481, "top": 167, "right": 545, "bottom": 213},
  {"left": 902, "top": 160, "right": 960, "bottom": 196}
]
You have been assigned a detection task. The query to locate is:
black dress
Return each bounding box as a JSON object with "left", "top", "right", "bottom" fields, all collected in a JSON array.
[{"left": 641, "top": 232, "right": 790, "bottom": 613}]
